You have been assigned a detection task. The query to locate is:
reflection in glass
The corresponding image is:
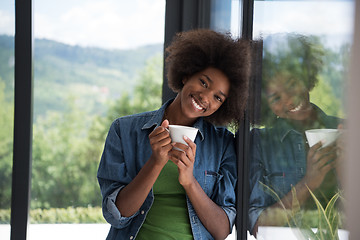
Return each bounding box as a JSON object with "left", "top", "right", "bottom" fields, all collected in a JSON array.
[{"left": 249, "top": 0, "right": 354, "bottom": 239}]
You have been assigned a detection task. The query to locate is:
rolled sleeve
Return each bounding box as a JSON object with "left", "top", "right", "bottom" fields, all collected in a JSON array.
[
  {"left": 103, "top": 187, "right": 139, "bottom": 228},
  {"left": 213, "top": 132, "right": 237, "bottom": 233},
  {"left": 97, "top": 120, "right": 136, "bottom": 229},
  {"left": 222, "top": 205, "right": 236, "bottom": 233}
]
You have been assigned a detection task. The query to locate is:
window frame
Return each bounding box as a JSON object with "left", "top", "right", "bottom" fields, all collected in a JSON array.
[
  {"left": 11, "top": 1, "right": 360, "bottom": 240},
  {"left": 11, "top": 0, "right": 34, "bottom": 239}
]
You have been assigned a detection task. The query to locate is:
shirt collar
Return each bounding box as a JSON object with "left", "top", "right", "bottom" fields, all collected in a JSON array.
[
  {"left": 141, "top": 98, "right": 205, "bottom": 141},
  {"left": 276, "top": 103, "right": 331, "bottom": 142}
]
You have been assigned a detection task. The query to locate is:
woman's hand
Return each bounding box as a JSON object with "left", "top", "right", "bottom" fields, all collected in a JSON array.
[
  {"left": 148, "top": 120, "right": 172, "bottom": 166},
  {"left": 116, "top": 120, "right": 172, "bottom": 217},
  {"left": 304, "top": 141, "right": 337, "bottom": 190},
  {"left": 169, "top": 136, "right": 197, "bottom": 187}
]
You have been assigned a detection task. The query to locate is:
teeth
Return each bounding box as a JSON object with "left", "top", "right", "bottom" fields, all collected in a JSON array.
[
  {"left": 289, "top": 103, "right": 303, "bottom": 112},
  {"left": 192, "top": 98, "right": 203, "bottom": 110}
]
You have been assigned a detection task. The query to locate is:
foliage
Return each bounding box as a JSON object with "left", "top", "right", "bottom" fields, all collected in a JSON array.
[
  {"left": 0, "top": 80, "right": 13, "bottom": 209},
  {"left": 0, "top": 34, "right": 163, "bottom": 119},
  {"left": 105, "top": 53, "right": 163, "bottom": 123},
  {"left": 310, "top": 77, "right": 343, "bottom": 118},
  {"left": 260, "top": 182, "right": 343, "bottom": 240},
  {"left": 31, "top": 97, "right": 102, "bottom": 209},
  {"left": 0, "top": 207, "right": 106, "bottom": 224},
  {"left": 30, "top": 54, "right": 163, "bottom": 210}
]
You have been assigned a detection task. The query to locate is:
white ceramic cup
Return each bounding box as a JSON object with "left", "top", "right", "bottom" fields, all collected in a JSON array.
[
  {"left": 305, "top": 129, "right": 340, "bottom": 148},
  {"left": 168, "top": 125, "right": 198, "bottom": 148}
]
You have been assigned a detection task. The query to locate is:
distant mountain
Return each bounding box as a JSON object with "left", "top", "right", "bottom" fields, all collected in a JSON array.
[{"left": 0, "top": 34, "right": 163, "bottom": 119}]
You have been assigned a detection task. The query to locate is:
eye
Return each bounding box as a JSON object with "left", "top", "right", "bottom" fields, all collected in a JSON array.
[
  {"left": 215, "top": 95, "right": 223, "bottom": 103},
  {"left": 200, "top": 78, "right": 208, "bottom": 88},
  {"left": 269, "top": 95, "right": 280, "bottom": 105}
]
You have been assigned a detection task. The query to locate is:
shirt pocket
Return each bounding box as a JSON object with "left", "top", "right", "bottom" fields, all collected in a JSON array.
[
  {"left": 264, "top": 172, "right": 287, "bottom": 198},
  {"left": 204, "top": 170, "right": 223, "bottom": 197}
]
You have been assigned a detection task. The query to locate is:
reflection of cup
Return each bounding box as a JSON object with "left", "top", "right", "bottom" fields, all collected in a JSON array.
[
  {"left": 305, "top": 129, "right": 340, "bottom": 148},
  {"left": 168, "top": 125, "right": 198, "bottom": 148}
]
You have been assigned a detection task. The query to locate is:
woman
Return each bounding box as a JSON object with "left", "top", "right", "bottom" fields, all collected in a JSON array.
[
  {"left": 97, "top": 29, "right": 251, "bottom": 240},
  {"left": 248, "top": 34, "right": 343, "bottom": 235}
]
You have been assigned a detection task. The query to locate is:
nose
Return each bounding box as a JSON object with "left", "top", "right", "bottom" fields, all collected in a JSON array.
[
  {"left": 282, "top": 94, "right": 296, "bottom": 110},
  {"left": 199, "top": 90, "right": 211, "bottom": 104}
]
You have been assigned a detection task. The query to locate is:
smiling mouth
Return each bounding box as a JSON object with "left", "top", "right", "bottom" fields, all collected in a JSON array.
[
  {"left": 289, "top": 103, "right": 303, "bottom": 113},
  {"left": 191, "top": 96, "right": 206, "bottom": 112}
]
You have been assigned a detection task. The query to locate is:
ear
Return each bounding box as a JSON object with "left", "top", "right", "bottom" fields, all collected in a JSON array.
[{"left": 182, "top": 77, "right": 188, "bottom": 85}]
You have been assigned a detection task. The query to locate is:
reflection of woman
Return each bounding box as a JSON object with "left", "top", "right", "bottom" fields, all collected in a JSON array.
[
  {"left": 97, "top": 29, "right": 251, "bottom": 240},
  {"left": 248, "top": 34, "right": 342, "bottom": 235}
]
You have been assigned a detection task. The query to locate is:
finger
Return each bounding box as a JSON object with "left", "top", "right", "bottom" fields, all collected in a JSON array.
[
  {"left": 149, "top": 125, "right": 167, "bottom": 138},
  {"left": 316, "top": 151, "right": 337, "bottom": 168},
  {"left": 169, "top": 147, "right": 193, "bottom": 166},
  {"left": 319, "top": 160, "right": 336, "bottom": 174},
  {"left": 169, "top": 153, "right": 188, "bottom": 170},
  {"left": 171, "top": 142, "right": 188, "bottom": 152},
  {"left": 183, "top": 136, "right": 197, "bottom": 155},
  {"left": 151, "top": 125, "right": 170, "bottom": 139},
  {"left": 309, "top": 141, "right": 322, "bottom": 152},
  {"left": 308, "top": 142, "right": 323, "bottom": 160},
  {"left": 149, "top": 131, "right": 171, "bottom": 147},
  {"left": 316, "top": 145, "right": 337, "bottom": 157},
  {"left": 171, "top": 143, "right": 195, "bottom": 163},
  {"left": 169, "top": 156, "right": 185, "bottom": 168}
]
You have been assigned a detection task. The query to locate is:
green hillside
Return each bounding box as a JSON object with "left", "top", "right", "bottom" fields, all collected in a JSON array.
[{"left": 0, "top": 34, "right": 163, "bottom": 119}]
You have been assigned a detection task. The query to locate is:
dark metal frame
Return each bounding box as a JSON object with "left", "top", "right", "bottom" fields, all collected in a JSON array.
[
  {"left": 11, "top": 0, "right": 34, "bottom": 239},
  {"left": 162, "top": 0, "right": 211, "bottom": 103},
  {"left": 236, "top": 1, "right": 254, "bottom": 240}
]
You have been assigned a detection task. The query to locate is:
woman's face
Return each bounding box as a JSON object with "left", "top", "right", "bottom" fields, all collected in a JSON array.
[
  {"left": 266, "top": 76, "right": 312, "bottom": 121},
  {"left": 179, "top": 67, "right": 230, "bottom": 119}
]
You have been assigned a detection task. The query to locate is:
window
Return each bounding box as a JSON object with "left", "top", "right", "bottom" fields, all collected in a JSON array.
[
  {"left": 248, "top": 0, "right": 355, "bottom": 239},
  {"left": 28, "top": 0, "right": 165, "bottom": 238},
  {"left": 6, "top": 1, "right": 360, "bottom": 240},
  {"left": 0, "top": 0, "right": 14, "bottom": 238}
]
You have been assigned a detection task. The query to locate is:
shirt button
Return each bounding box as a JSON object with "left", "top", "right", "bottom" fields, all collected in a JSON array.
[
  {"left": 141, "top": 210, "right": 145, "bottom": 214},
  {"left": 130, "top": 236, "right": 134, "bottom": 240}
]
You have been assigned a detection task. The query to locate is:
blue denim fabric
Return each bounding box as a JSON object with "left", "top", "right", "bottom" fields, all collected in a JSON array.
[
  {"left": 248, "top": 104, "right": 340, "bottom": 232},
  {"left": 97, "top": 99, "right": 237, "bottom": 240}
]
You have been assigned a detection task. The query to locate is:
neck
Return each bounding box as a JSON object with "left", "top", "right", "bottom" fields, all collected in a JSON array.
[
  {"left": 164, "top": 95, "right": 197, "bottom": 126},
  {"left": 288, "top": 105, "right": 318, "bottom": 130}
]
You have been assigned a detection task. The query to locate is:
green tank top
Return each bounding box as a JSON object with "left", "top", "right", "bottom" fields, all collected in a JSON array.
[{"left": 136, "top": 161, "right": 193, "bottom": 239}]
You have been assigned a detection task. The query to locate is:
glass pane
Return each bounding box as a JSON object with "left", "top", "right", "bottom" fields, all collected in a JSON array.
[
  {"left": 0, "top": 0, "right": 14, "bottom": 238},
  {"left": 211, "top": 1, "right": 241, "bottom": 239},
  {"left": 31, "top": 0, "right": 165, "bottom": 239},
  {"left": 249, "top": 1, "right": 354, "bottom": 239}
]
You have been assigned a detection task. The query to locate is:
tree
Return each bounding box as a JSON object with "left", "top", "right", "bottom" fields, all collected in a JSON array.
[
  {"left": 32, "top": 96, "right": 101, "bottom": 208},
  {"left": 30, "top": 53, "right": 163, "bottom": 209},
  {"left": 0, "top": 80, "right": 14, "bottom": 209}
]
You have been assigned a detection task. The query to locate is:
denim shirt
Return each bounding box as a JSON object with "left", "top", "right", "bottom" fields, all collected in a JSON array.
[
  {"left": 248, "top": 104, "right": 340, "bottom": 232},
  {"left": 97, "top": 100, "right": 237, "bottom": 240}
]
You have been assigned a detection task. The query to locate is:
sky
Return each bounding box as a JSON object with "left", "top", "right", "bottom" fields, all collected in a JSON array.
[
  {"left": 0, "top": 0, "right": 166, "bottom": 50},
  {"left": 0, "top": 0, "right": 355, "bottom": 50},
  {"left": 253, "top": 1, "right": 355, "bottom": 48}
]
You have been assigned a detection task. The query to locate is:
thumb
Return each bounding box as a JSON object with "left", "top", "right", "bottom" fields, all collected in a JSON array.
[{"left": 161, "top": 119, "right": 169, "bottom": 129}]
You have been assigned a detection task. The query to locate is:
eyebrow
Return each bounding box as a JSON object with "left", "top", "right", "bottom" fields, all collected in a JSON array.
[{"left": 202, "top": 74, "right": 228, "bottom": 98}]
